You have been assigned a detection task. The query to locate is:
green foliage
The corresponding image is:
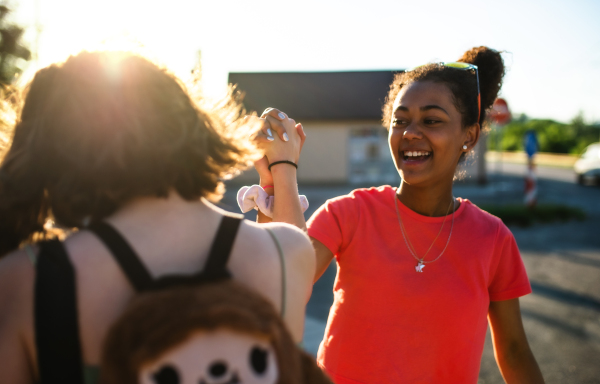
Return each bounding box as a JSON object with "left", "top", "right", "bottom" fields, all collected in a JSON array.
[
  {"left": 487, "top": 113, "right": 600, "bottom": 154},
  {"left": 0, "top": 5, "right": 30, "bottom": 85},
  {"left": 479, "top": 204, "right": 586, "bottom": 227}
]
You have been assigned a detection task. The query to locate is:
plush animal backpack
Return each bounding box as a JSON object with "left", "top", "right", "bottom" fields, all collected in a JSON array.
[
  {"left": 100, "top": 281, "right": 331, "bottom": 384},
  {"left": 34, "top": 214, "right": 331, "bottom": 384}
]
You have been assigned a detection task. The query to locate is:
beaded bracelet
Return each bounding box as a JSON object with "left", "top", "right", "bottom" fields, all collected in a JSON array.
[{"left": 268, "top": 160, "right": 297, "bottom": 172}]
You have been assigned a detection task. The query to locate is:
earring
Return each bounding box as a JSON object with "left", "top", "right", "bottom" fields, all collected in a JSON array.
[{"left": 462, "top": 145, "right": 468, "bottom": 150}]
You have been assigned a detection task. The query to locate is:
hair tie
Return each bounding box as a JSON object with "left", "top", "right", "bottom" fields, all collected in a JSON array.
[{"left": 268, "top": 160, "right": 297, "bottom": 172}]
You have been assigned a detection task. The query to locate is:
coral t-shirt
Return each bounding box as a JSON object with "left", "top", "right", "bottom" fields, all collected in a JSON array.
[{"left": 307, "top": 186, "right": 531, "bottom": 384}]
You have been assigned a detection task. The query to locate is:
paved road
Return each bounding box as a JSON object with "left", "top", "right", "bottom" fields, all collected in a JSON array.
[{"left": 222, "top": 164, "right": 600, "bottom": 384}]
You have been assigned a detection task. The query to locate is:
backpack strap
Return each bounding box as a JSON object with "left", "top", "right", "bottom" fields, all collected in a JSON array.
[
  {"left": 35, "top": 240, "right": 84, "bottom": 384},
  {"left": 88, "top": 214, "right": 243, "bottom": 291},
  {"left": 87, "top": 222, "right": 154, "bottom": 292},
  {"left": 151, "top": 215, "right": 242, "bottom": 290},
  {"left": 202, "top": 215, "right": 242, "bottom": 278}
]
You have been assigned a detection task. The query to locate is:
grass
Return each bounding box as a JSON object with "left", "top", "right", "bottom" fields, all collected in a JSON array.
[
  {"left": 485, "top": 151, "right": 579, "bottom": 168},
  {"left": 479, "top": 204, "right": 586, "bottom": 227}
]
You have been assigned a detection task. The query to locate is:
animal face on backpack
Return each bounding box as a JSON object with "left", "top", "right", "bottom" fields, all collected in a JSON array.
[
  {"left": 139, "top": 330, "right": 278, "bottom": 384},
  {"left": 100, "top": 281, "right": 332, "bottom": 384}
]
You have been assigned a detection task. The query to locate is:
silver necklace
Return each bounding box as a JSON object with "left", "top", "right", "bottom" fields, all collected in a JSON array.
[{"left": 394, "top": 193, "right": 456, "bottom": 273}]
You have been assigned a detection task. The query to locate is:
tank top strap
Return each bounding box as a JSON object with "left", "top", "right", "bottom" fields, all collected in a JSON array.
[{"left": 266, "top": 228, "right": 286, "bottom": 317}]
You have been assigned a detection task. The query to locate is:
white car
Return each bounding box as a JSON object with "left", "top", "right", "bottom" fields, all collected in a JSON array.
[{"left": 574, "top": 143, "right": 600, "bottom": 185}]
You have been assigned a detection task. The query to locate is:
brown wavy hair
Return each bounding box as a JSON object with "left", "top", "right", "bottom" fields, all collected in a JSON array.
[
  {"left": 0, "top": 51, "right": 260, "bottom": 255},
  {"left": 100, "top": 281, "right": 332, "bottom": 384},
  {"left": 382, "top": 46, "right": 506, "bottom": 130}
]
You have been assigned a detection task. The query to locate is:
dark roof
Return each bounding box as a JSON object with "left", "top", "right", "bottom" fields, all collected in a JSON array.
[{"left": 228, "top": 70, "right": 402, "bottom": 120}]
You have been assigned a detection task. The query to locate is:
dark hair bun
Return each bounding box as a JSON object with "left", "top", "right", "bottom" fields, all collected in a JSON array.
[{"left": 458, "top": 46, "right": 505, "bottom": 112}]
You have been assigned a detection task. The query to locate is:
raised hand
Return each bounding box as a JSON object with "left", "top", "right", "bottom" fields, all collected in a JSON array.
[
  {"left": 259, "top": 108, "right": 305, "bottom": 164},
  {"left": 251, "top": 109, "right": 305, "bottom": 189}
]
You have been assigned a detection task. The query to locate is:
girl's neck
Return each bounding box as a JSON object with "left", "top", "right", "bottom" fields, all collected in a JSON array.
[
  {"left": 108, "top": 190, "right": 216, "bottom": 225},
  {"left": 396, "top": 181, "right": 456, "bottom": 217}
]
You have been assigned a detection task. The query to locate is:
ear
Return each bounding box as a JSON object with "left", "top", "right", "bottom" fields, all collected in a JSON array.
[{"left": 463, "top": 123, "right": 480, "bottom": 151}]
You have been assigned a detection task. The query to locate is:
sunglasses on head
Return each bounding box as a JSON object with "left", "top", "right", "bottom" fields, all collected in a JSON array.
[{"left": 408, "top": 62, "right": 481, "bottom": 123}]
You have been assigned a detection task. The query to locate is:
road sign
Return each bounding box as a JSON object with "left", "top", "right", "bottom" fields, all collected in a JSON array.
[{"left": 489, "top": 98, "right": 511, "bottom": 126}]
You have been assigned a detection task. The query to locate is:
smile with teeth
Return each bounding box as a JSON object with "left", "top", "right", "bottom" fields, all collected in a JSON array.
[{"left": 403, "top": 151, "right": 431, "bottom": 160}]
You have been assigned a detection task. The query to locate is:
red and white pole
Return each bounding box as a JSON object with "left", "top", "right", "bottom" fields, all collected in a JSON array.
[{"left": 524, "top": 160, "right": 537, "bottom": 207}]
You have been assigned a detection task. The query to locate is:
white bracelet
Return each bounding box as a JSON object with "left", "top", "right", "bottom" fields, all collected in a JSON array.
[{"left": 236, "top": 185, "right": 309, "bottom": 218}]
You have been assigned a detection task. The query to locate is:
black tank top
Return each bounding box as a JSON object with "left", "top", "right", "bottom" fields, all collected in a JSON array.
[{"left": 34, "top": 215, "right": 242, "bottom": 384}]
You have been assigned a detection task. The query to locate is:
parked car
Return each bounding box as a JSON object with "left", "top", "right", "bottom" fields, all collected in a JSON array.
[{"left": 574, "top": 143, "right": 600, "bottom": 185}]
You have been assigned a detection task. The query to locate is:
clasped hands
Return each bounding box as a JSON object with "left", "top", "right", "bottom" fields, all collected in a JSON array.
[{"left": 250, "top": 108, "right": 305, "bottom": 189}]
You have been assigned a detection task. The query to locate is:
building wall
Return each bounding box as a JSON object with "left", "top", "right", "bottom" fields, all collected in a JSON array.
[
  {"left": 232, "top": 119, "right": 382, "bottom": 184},
  {"left": 299, "top": 119, "right": 396, "bottom": 184},
  {"left": 231, "top": 119, "right": 487, "bottom": 185},
  {"left": 298, "top": 121, "right": 352, "bottom": 183}
]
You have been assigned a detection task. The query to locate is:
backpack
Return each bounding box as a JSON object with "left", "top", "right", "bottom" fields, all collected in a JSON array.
[{"left": 34, "top": 215, "right": 331, "bottom": 384}]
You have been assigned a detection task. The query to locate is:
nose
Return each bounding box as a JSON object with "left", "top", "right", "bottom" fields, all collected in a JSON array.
[
  {"left": 402, "top": 121, "right": 423, "bottom": 140},
  {"left": 209, "top": 361, "right": 228, "bottom": 378}
]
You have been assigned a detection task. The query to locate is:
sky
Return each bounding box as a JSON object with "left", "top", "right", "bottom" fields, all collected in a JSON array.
[{"left": 8, "top": 0, "right": 600, "bottom": 123}]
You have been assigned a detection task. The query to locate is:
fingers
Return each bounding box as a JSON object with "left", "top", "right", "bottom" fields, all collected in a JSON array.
[
  {"left": 245, "top": 115, "right": 273, "bottom": 142},
  {"left": 296, "top": 123, "right": 306, "bottom": 152},
  {"left": 261, "top": 108, "right": 295, "bottom": 142},
  {"left": 246, "top": 115, "right": 274, "bottom": 142},
  {"left": 249, "top": 110, "right": 301, "bottom": 151},
  {"left": 254, "top": 130, "right": 274, "bottom": 145},
  {"left": 261, "top": 108, "right": 287, "bottom": 121},
  {"left": 258, "top": 120, "right": 275, "bottom": 142},
  {"left": 264, "top": 115, "right": 287, "bottom": 142},
  {"left": 264, "top": 115, "right": 297, "bottom": 142}
]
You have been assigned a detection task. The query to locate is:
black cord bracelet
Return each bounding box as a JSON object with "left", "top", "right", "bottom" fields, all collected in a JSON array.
[{"left": 268, "top": 160, "right": 298, "bottom": 171}]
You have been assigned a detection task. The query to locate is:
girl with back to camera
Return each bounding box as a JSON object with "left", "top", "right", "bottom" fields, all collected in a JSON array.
[
  {"left": 0, "top": 51, "right": 315, "bottom": 384},
  {"left": 255, "top": 46, "right": 544, "bottom": 383}
]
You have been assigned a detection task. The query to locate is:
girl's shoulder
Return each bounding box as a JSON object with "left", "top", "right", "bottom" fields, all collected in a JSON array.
[
  {"left": 240, "top": 220, "right": 313, "bottom": 258},
  {"left": 242, "top": 218, "right": 309, "bottom": 239},
  {"left": 234, "top": 220, "right": 315, "bottom": 341},
  {"left": 341, "top": 184, "right": 393, "bottom": 199},
  {"left": 0, "top": 247, "right": 36, "bottom": 373},
  {"left": 324, "top": 185, "right": 395, "bottom": 207},
  {"left": 0, "top": 247, "right": 36, "bottom": 295},
  {"left": 457, "top": 198, "right": 511, "bottom": 238},
  {"left": 460, "top": 199, "right": 502, "bottom": 223}
]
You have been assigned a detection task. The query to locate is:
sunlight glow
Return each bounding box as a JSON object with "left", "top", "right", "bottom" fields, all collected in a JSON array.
[{"left": 9, "top": 0, "right": 600, "bottom": 122}]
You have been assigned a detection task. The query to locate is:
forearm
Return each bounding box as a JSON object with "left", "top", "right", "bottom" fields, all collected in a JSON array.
[
  {"left": 253, "top": 108, "right": 306, "bottom": 228},
  {"left": 256, "top": 181, "right": 274, "bottom": 224},
  {"left": 270, "top": 165, "right": 306, "bottom": 231},
  {"left": 495, "top": 344, "right": 544, "bottom": 383},
  {"left": 489, "top": 299, "right": 544, "bottom": 384}
]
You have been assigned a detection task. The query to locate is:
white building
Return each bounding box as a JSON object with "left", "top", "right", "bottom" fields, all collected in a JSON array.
[{"left": 229, "top": 71, "right": 485, "bottom": 185}]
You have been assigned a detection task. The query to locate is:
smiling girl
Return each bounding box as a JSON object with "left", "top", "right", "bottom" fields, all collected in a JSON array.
[{"left": 256, "top": 46, "right": 544, "bottom": 383}]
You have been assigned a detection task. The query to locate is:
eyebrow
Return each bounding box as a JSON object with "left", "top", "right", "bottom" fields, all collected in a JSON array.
[{"left": 394, "top": 105, "right": 449, "bottom": 116}]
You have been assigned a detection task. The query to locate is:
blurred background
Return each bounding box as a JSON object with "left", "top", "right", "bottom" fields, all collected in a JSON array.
[{"left": 4, "top": 0, "right": 599, "bottom": 382}]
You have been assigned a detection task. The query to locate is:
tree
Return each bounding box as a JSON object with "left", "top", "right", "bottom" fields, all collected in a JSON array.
[
  {"left": 488, "top": 113, "right": 599, "bottom": 155},
  {"left": 0, "top": 5, "right": 30, "bottom": 85}
]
